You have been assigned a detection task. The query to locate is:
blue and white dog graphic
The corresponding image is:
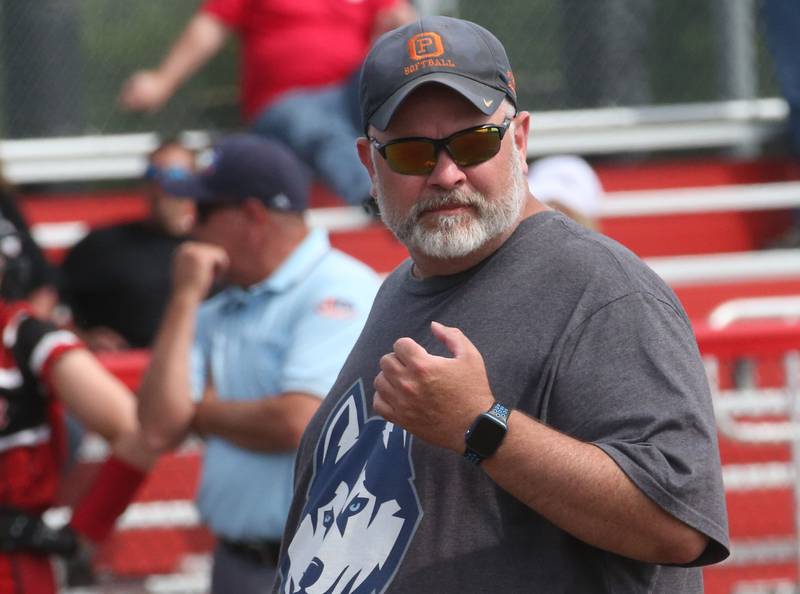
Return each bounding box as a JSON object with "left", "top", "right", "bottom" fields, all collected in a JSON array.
[{"left": 279, "top": 380, "right": 422, "bottom": 594}]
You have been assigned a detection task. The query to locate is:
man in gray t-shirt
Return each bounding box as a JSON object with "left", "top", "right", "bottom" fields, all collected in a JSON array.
[{"left": 274, "top": 16, "right": 729, "bottom": 594}]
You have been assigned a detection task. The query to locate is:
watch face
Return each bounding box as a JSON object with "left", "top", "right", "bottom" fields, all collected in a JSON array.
[{"left": 466, "top": 414, "right": 507, "bottom": 458}]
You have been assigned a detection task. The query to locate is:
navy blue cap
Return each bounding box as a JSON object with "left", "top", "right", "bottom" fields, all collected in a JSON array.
[
  {"left": 360, "top": 16, "right": 517, "bottom": 132},
  {"left": 160, "top": 134, "right": 310, "bottom": 212}
]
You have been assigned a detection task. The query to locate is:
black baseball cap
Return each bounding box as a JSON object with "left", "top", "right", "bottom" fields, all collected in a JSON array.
[
  {"left": 360, "top": 16, "right": 517, "bottom": 132},
  {"left": 160, "top": 134, "right": 310, "bottom": 212}
]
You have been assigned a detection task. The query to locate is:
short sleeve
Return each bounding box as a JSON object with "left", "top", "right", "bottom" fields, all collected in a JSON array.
[
  {"left": 9, "top": 315, "right": 82, "bottom": 382},
  {"left": 201, "top": 0, "right": 248, "bottom": 29},
  {"left": 550, "top": 292, "right": 729, "bottom": 565},
  {"left": 279, "top": 285, "right": 376, "bottom": 399},
  {"left": 372, "top": 0, "right": 408, "bottom": 11}
]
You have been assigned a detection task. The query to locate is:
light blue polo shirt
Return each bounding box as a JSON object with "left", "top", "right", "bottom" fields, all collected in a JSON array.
[{"left": 189, "top": 228, "right": 380, "bottom": 541}]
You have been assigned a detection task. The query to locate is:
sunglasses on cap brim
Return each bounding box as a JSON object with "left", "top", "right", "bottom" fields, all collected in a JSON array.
[
  {"left": 145, "top": 164, "right": 193, "bottom": 182},
  {"left": 369, "top": 117, "right": 513, "bottom": 176}
]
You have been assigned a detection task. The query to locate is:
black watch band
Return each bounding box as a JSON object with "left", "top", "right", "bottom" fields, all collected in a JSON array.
[{"left": 464, "top": 401, "right": 510, "bottom": 465}]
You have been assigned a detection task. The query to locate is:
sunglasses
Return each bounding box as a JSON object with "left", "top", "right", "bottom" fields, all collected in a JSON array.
[
  {"left": 195, "top": 201, "right": 238, "bottom": 224},
  {"left": 145, "top": 164, "right": 193, "bottom": 182},
  {"left": 369, "top": 117, "right": 513, "bottom": 175}
]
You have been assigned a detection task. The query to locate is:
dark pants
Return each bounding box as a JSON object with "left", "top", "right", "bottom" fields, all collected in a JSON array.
[{"left": 211, "top": 540, "right": 279, "bottom": 594}]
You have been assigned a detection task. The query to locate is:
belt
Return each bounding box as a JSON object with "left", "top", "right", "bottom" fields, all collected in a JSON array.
[{"left": 220, "top": 538, "right": 281, "bottom": 566}]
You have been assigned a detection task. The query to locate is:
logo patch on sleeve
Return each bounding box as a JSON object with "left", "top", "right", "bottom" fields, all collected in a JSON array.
[{"left": 315, "top": 298, "right": 356, "bottom": 320}]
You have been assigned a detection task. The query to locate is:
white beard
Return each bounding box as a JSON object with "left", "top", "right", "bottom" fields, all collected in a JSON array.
[{"left": 375, "top": 145, "right": 528, "bottom": 260}]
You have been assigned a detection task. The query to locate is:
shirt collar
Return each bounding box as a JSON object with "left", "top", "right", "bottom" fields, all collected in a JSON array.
[{"left": 226, "top": 228, "right": 331, "bottom": 301}]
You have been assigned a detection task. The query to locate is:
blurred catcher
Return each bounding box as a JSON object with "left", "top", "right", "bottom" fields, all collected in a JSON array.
[
  {"left": 0, "top": 160, "right": 58, "bottom": 318},
  {"left": 0, "top": 221, "right": 157, "bottom": 592}
]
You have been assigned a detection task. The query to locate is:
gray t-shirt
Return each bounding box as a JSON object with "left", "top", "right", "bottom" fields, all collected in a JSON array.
[{"left": 274, "top": 212, "right": 729, "bottom": 594}]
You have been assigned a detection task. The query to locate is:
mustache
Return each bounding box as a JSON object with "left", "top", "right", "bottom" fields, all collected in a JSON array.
[{"left": 411, "top": 189, "right": 487, "bottom": 219}]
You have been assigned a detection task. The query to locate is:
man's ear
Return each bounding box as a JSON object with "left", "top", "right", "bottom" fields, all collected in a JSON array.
[
  {"left": 513, "top": 111, "right": 531, "bottom": 176},
  {"left": 241, "top": 197, "right": 269, "bottom": 222},
  {"left": 356, "top": 137, "right": 379, "bottom": 198}
]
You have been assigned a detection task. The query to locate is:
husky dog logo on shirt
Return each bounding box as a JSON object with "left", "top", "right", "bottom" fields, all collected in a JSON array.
[{"left": 279, "top": 380, "right": 422, "bottom": 594}]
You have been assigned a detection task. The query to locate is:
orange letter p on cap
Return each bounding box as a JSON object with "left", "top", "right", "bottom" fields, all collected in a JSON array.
[{"left": 408, "top": 32, "right": 444, "bottom": 61}]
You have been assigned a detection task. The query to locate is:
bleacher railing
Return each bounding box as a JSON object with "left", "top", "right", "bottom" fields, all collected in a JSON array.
[
  {"left": 0, "top": 98, "right": 788, "bottom": 185},
  {"left": 697, "top": 307, "right": 800, "bottom": 594}
]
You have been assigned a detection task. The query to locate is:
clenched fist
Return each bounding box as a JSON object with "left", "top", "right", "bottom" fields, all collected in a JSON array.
[{"left": 373, "top": 321, "right": 495, "bottom": 453}]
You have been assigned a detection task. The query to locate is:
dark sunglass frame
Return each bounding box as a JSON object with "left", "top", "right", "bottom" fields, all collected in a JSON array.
[
  {"left": 195, "top": 200, "right": 239, "bottom": 223},
  {"left": 369, "top": 117, "right": 513, "bottom": 175}
]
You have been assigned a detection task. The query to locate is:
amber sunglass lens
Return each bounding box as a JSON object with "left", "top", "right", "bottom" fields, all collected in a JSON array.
[
  {"left": 384, "top": 140, "right": 438, "bottom": 175},
  {"left": 448, "top": 128, "right": 502, "bottom": 167}
]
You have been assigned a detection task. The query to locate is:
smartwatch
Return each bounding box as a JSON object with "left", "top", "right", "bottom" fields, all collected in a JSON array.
[{"left": 464, "top": 401, "right": 510, "bottom": 465}]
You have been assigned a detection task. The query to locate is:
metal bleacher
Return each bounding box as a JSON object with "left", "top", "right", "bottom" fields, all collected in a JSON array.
[
  {"left": 2, "top": 96, "right": 799, "bottom": 268},
  {"left": 5, "top": 96, "right": 800, "bottom": 594},
  {"left": 0, "top": 97, "right": 790, "bottom": 184}
]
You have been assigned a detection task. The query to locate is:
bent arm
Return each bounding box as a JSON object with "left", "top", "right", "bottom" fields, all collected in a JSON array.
[
  {"left": 49, "top": 348, "right": 156, "bottom": 470},
  {"left": 191, "top": 391, "right": 321, "bottom": 451},
  {"left": 483, "top": 411, "right": 709, "bottom": 565},
  {"left": 137, "top": 242, "right": 228, "bottom": 452},
  {"left": 50, "top": 349, "right": 157, "bottom": 545},
  {"left": 375, "top": 317, "right": 723, "bottom": 567},
  {"left": 119, "top": 12, "right": 229, "bottom": 111},
  {"left": 157, "top": 12, "right": 229, "bottom": 91},
  {"left": 136, "top": 290, "right": 201, "bottom": 452}
]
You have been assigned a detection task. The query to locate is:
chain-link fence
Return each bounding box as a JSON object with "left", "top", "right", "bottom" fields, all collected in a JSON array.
[
  {"left": 454, "top": 0, "right": 780, "bottom": 111},
  {"left": 0, "top": 0, "right": 782, "bottom": 141},
  {"left": 0, "top": 0, "right": 239, "bottom": 140}
]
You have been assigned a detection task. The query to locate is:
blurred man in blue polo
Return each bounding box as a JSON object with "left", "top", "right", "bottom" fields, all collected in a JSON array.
[{"left": 136, "top": 133, "right": 380, "bottom": 594}]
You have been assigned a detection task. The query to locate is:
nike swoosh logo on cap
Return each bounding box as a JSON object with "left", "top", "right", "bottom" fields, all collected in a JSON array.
[{"left": 483, "top": 98, "right": 494, "bottom": 107}]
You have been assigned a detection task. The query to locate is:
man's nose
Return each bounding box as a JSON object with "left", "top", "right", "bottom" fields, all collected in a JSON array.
[{"left": 425, "top": 148, "right": 466, "bottom": 191}]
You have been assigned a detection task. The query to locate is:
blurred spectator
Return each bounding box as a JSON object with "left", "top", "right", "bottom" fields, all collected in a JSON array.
[
  {"left": 136, "top": 134, "right": 380, "bottom": 594},
  {"left": 762, "top": 0, "right": 800, "bottom": 157},
  {"left": 118, "top": 0, "right": 415, "bottom": 208},
  {"left": 60, "top": 140, "right": 196, "bottom": 351},
  {"left": 761, "top": 0, "right": 800, "bottom": 248},
  {"left": 527, "top": 155, "right": 604, "bottom": 230},
  {"left": 0, "top": 218, "right": 157, "bottom": 592},
  {"left": 0, "top": 160, "right": 59, "bottom": 317}
]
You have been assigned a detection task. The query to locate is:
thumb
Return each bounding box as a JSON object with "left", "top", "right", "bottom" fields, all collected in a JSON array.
[
  {"left": 212, "top": 249, "right": 230, "bottom": 279},
  {"left": 430, "top": 321, "right": 476, "bottom": 359}
]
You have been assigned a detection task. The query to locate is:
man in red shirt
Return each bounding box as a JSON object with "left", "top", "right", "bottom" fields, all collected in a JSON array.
[{"left": 119, "top": 0, "right": 414, "bottom": 209}]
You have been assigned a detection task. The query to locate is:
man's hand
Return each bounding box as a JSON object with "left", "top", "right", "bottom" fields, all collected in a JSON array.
[
  {"left": 118, "top": 70, "right": 175, "bottom": 113},
  {"left": 171, "top": 242, "right": 229, "bottom": 302},
  {"left": 118, "top": 13, "right": 229, "bottom": 113},
  {"left": 373, "top": 321, "right": 495, "bottom": 453}
]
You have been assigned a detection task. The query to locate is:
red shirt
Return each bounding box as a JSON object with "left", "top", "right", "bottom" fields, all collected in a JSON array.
[
  {"left": 202, "top": 0, "right": 403, "bottom": 121},
  {"left": 0, "top": 303, "right": 81, "bottom": 512}
]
